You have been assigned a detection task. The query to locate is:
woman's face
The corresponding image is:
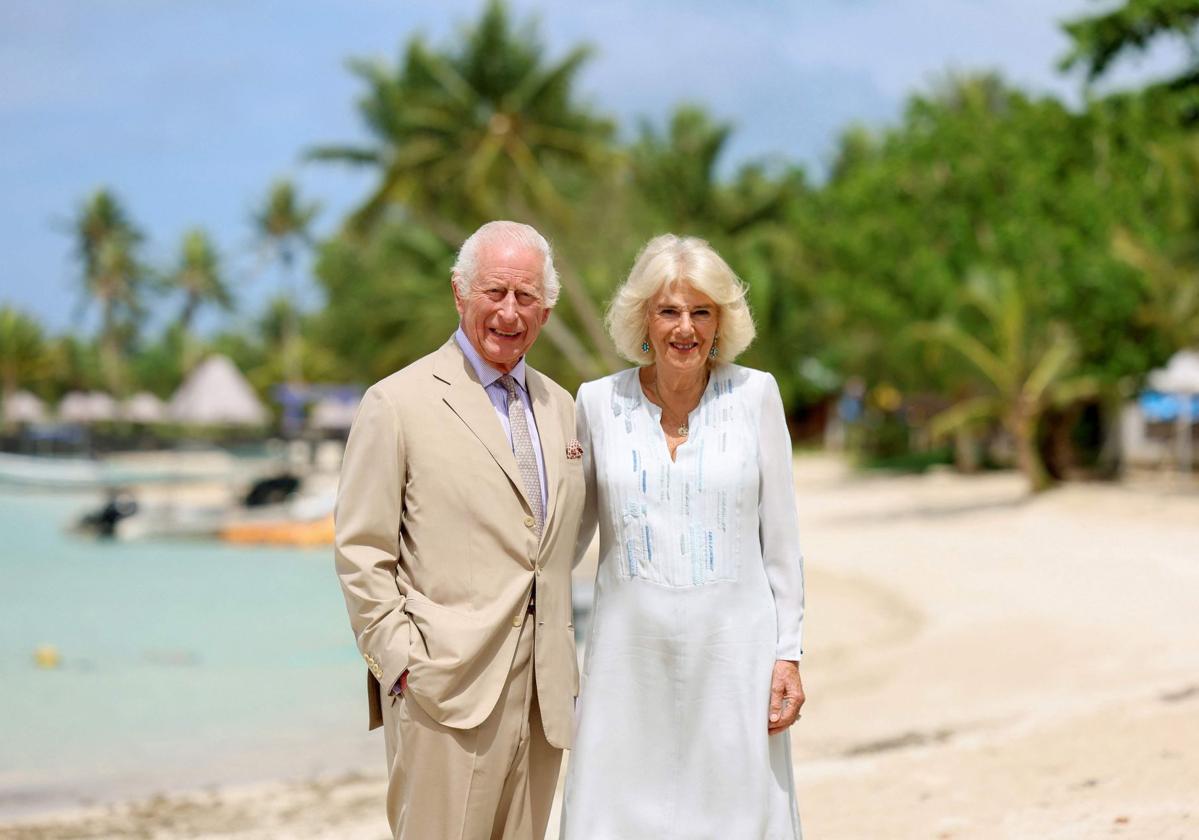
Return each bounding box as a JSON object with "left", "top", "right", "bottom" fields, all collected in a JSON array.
[{"left": 646, "top": 281, "right": 720, "bottom": 377}]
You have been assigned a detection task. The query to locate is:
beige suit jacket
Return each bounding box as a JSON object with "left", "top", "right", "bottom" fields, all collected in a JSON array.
[{"left": 334, "top": 339, "right": 585, "bottom": 749}]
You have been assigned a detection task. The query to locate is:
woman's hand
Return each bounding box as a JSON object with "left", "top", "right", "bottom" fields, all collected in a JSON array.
[{"left": 768, "top": 659, "right": 804, "bottom": 735}]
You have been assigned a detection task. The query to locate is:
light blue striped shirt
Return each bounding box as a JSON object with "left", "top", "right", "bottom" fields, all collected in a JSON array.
[{"left": 453, "top": 328, "right": 548, "bottom": 512}]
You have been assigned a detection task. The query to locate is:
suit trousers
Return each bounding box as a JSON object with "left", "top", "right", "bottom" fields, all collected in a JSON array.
[{"left": 381, "top": 613, "right": 562, "bottom": 840}]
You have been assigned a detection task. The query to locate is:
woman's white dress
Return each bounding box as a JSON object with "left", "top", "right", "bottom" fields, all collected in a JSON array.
[{"left": 561, "top": 364, "right": 805, "bottom": 840}]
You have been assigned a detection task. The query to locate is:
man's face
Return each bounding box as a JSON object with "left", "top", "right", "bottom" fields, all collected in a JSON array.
[{"left": 453, "top": 242, "right": 551, "bottom": 373}]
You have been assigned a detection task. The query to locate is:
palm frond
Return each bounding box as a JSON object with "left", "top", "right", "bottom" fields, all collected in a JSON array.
[
  {"left": 927, "top": 395, "right": 1003, "bottom": 441},
  {"left": 912, "top": 320, "right": 1012, "bottom": 394}
]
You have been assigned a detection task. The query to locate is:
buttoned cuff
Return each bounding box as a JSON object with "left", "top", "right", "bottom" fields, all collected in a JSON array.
[{"left": 776, "top": 640, "right": 804, "bottom": 662}]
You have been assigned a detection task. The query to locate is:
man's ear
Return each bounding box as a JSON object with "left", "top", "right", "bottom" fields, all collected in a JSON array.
[
  {"left": 451, "top": 275, "right": 466, "bottom": 317},
  {"left": 539, "top": 306, "right": 551, "bottom": 325}
]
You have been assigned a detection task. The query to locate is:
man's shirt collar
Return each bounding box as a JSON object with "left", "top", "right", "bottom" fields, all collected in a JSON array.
[{"left": 454, "top": 326, "right": 528, "bottom": 392}]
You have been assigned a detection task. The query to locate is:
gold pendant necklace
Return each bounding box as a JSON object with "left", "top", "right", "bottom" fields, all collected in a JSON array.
[{"left": 646, "top": 370, "right": 702, "bottom": 439}]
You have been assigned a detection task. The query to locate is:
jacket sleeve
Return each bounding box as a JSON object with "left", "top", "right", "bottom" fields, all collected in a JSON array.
[{"left": 334, "top": 383, "right": 411, "bottom": 694}]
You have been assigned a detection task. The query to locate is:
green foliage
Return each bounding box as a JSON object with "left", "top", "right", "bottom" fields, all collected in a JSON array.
[
  {"left": 808, "top": 73, "right": 1175, "bottom": 394},
  {"left": 44, "top": 335, "right": 104, "bottom": 398},
  {"left": 0, "top": 306, "right": 50, "bottom": 394},
  {"left": 859, "top": 446, "right": 955, "bottom": 474},
  {"left": 1061, "top": 0, "right": 1199, "bottom": 82},
  {"left": 313, "top": 224, "right": 455, "bottom": 384},
  {"left": 1061, "top": 0, "right": 1199, "bottom": 123},
  {"left": 630, "top": 107, "right": 734, "bottom": 231}
]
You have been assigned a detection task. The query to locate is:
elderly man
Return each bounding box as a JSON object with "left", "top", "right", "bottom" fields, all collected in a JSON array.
[{"left": 335, "top": 221, "right": 586, "bottom": 840}]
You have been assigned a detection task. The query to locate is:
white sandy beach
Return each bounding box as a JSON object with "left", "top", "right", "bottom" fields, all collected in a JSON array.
[{"left": 3, "top": 455, "right": 1196, "bottom": 839}]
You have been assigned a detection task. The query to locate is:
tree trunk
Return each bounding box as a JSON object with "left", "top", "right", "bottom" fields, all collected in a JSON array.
[
  {"left": 1011, "top": 409, "right": 1051, "bottom": 493},
  {"left": 540, "top": 317, "right": 602, "bottom": 380},
  {"left": 281, "top": 261, "right": 302, "bottom": 386},
  {"left": 1040, "top": 408, "right": 1077, "bottom": 481},
  {"left": 953, "top": 427, "right": 980, "bottom": 473},
  {"left": 551, "top": 254, "right": 624, "bottom": 374},
  {"left": 1095, "top": 395, "right": 1124, "bottom": 478},
  {"left": 178, "top": 295, "right": 198, "bottom": 334},
  {"left": 99, "top": 299, "right": 124, "bottom": 395}
]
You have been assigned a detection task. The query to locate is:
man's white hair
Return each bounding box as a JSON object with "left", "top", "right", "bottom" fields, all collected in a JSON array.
[{"left": 451, "top": 221, "right": 560, "bottom": 307}]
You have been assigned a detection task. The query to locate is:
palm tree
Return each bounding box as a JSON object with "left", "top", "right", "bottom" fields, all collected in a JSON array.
[
  {"left": 169, "top": 228, "right": 233, "bottom": 334},
  {"left": 309, "top": 0, "right": 620, "bottom": 375},
  {"left": 254, "top": 179, "right": 319, "bottom": 384},
  {"left": 915, "top": 272, "right": 1099, "bottom": 492},
  {"left": 310, "top": 0, "right": 612, "bottom": 231},
  {"left": 0, "top": 306, "right": 48, "bottom": 396},
  {"left": 630, "top": 106, "right": 732, "bottom": 231},
  {"left": 70, "top": 189, "right": 145, "bottom": 393}
]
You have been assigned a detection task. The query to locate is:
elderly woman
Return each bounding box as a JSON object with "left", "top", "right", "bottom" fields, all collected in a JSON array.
[{"left": 561, "top": 235, "right": 806, "bottom": 839}]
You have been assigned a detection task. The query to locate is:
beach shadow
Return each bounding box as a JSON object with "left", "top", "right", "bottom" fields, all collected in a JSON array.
[
  {"left": 1159, "top": 684, "right": 1198, "bottom": 704},
  {"left": 820, "top": 494, "right": 1031, "bottom": 526},
  {"left": 842, "top": 727, "right": 955, "bottom": 757}
]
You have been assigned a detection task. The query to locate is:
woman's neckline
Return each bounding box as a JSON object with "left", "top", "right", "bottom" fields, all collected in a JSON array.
[{"left": 633, "top": 365, "right": 719, "bottom": 462}]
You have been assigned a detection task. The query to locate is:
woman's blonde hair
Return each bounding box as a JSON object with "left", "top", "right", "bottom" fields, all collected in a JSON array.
[{"left": 606, "top": 234, "right": 756, "bottom": 365}]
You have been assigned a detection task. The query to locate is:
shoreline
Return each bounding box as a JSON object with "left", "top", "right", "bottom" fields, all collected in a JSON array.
[{"left": 0, "top": 772, "right": 390, "bottom": 840}]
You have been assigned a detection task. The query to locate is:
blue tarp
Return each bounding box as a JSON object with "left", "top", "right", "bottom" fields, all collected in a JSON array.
[
  {"left": 273, "top": 384, "right": 364, "bottom": 434},
  {"left": 1139, "top": 391, "right": 1199, "bottom": 424}
]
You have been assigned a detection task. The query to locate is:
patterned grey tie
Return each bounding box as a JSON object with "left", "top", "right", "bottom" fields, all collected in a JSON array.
[{"left": 500, "top": 375, "right": 544, "bottom": 534}]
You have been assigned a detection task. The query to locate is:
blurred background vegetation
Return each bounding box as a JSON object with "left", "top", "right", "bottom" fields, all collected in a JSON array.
[{"left": 2, "top": 0, "right": 1198, "bottom": 491}]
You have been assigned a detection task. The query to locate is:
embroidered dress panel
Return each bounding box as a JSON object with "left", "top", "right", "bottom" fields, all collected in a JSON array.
[
  {"left": 501, "top": 374, "right": 545, "bottom": 533},
  {"left": 606, "top": 370, "right": 750, "bottom": 587}
]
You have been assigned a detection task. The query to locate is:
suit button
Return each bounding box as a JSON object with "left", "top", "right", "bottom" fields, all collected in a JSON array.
[
  {"left": 523, "top": 515, "right": 535, "bottom": 529},
  {"left": 513, "top": 614, "right": 523, "bottom": 627}
]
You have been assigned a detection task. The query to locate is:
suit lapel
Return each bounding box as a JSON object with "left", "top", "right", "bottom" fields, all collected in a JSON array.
[
  {"left": 527, "top": 368, "right": 562, "bottom": 529},
  {"left": 433, "top": 341, "right": 529, "bottom": 509}
]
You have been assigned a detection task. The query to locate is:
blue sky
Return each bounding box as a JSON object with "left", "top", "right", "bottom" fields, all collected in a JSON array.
[{"left": 0, "top": 0, "right": 1183, "bottom": 336}]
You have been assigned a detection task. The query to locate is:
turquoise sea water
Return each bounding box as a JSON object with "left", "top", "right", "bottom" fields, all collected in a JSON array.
[{"left": 0, "top": 489, "right": 377, "bottom": 817}]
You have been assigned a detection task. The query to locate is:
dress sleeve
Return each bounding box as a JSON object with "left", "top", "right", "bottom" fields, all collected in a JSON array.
[
  {"left": 758, "top": 373, "right": 805, "bottom": 661},
  {"left": 573, "top": 382, "right": 599, "bottom": 568}
]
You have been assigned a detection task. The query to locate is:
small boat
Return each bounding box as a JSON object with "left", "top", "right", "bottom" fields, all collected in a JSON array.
[
  {"left": 218, "top": 485, "right": 336, "bottom": 546},
  {"left": 73, "top": 473, "right": 336, "bottom": 544},
  {"left": 219, "top": 514, "right": 334, "bottom": 547}
]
